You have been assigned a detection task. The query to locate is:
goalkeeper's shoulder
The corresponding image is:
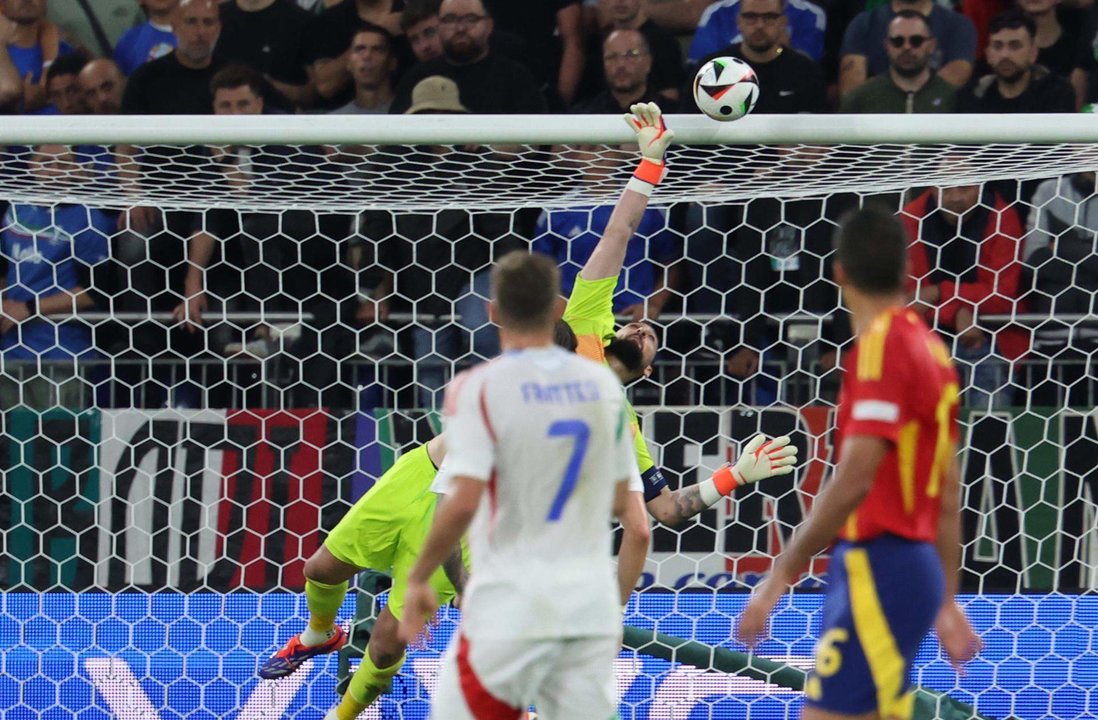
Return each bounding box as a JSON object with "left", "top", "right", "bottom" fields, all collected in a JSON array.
[
  {"left": 564, "top": 274, "right": 618, "bottom": 309},
  {"left": 562, "top": 274, "right": 618, "bottom": 326}
]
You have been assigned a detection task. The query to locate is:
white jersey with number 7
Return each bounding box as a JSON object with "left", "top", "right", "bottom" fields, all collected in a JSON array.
[{"left": 442, "top": 346, "right": 636, "bottom": 642}]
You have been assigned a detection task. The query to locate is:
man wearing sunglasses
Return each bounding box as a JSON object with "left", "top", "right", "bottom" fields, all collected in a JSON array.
[
  {"left": 839, "top": 0, "right": 975, "bottom": 97},
  {"left": 841, "top": 9, "right": 955, "bottom": 113}
]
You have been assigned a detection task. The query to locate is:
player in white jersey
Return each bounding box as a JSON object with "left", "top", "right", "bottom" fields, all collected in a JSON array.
[{"left": 398, "top": 251, "right": 634, "bottom": 720}]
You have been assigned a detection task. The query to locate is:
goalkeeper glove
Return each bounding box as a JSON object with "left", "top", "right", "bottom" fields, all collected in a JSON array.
[
  {"left": 698, "top": 435, "right": 798, "bottom": 507},
  {"left": 624, "top": 102, "right": 673, "bottom": 196}
]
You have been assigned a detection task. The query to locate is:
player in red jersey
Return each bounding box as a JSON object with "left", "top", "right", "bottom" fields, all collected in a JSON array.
[{"left": 736, "top": 207, "right": 981, "bottom": 720}]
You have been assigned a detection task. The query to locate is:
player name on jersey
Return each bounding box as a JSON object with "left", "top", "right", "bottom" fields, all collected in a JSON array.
[{"left": 520, "top": 380, "right": 602, "bottom": 404}]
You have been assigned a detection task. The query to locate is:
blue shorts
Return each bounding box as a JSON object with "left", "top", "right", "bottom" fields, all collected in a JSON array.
[{"left": 804, "top": 535, "right": 944, "bottom": 719}]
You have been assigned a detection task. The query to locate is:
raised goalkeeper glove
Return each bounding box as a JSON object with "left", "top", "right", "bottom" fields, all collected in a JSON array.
[
  {"left": 698, "top": 435, "right": 799, "bottom": 507},
  {"left": 624, "top": 102, "right": 673, "bottom": 196}
]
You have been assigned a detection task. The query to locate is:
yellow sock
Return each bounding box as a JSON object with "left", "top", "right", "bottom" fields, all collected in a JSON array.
[
  {"left": 336, "top": 648, "right": 406, "bottom": 718},
  {"left": 334, "top": 694, "right": 367, "bottom": 720},
  {"left": 305, "top": 578, "right": 348, "bottom": 635}
]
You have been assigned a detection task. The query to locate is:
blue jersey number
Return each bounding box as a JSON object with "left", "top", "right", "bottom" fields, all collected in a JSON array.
[{"left": 546, "top": 419, "right": 591, "bottom": 522}]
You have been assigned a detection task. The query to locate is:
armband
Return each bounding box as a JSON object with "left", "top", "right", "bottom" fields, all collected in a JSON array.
[{"left": 640, "top": 465, "right": 668, "bottom": 502}]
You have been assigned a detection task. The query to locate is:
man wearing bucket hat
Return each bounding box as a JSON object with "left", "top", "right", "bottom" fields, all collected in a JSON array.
[{"left": 406, "top": 73, "right": 468, "bottom": 113}]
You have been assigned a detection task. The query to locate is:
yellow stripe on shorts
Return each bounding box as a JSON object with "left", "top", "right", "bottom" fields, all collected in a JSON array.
[{"left": 845, "top": 547, "right": 914, "bottom": 720}]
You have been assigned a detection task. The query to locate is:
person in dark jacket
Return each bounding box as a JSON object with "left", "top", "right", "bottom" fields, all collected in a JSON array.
[
  {"left": 717, "top": 195, "right": 850, "bottom": 405},
  {"left": 1021, "top": 172, "right": 1098, "bottom": 405},
  {"left": 841, "top": 10, "right": 955, "bottom": 113},
  {"left": 903, "top": 183, "right": 1027, "bottom": 409},
  {"left": 692, "top": 0, "right": 827, "bottom": 115},
  {"left": 956, "top": 9, "right": 1075, "bottom": 113}
]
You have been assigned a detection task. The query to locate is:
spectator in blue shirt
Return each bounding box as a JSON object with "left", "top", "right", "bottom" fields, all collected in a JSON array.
[
  {"left": 113, "top": 0, "right": 178, "bottom": 75},
  {"left": 2, "top": 0, "right": 72, "bottom": 113},
  {"left": 0, "top": 145, "right": 113, "bottom": 409},
  {"left": 687, "top": 0, "right": 827, "bottom": 66},
  {"left": 533, "top": 203, "right": 680, "bottom": 321}
]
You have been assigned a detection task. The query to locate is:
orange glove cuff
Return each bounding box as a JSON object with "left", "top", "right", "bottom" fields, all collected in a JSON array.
[
  {"left": 712, "top": 465, "right": 742, "bottom": 496},
  {"left": 633, "top": 158, "right": 666, "bottom": 185}
]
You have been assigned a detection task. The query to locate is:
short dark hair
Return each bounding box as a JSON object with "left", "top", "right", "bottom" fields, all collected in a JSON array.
[
  {"left": 491, "top": 252, "right": 560, "bottom": 332},
  {"left": 989, "top": 9, "right": 1036, "bottom": 40},
  {"left": 891, "top": 9, "right": 933, "bottom": 37},
  {"left": 834, "top": 206, "right": 908, "bottom": 295},
  {"left": 553, "top": 319, "right": 577, "bottom": 352},
  {"left": 209, "top": 64, "right": 264, "bottom": 98},
  {"left": 401, "top": 0, "right": 441, "bottom": 30},
  {"left": 352, "top": 22, "right": 395, "bottom": 52},
  {"left": 46, "top": 52, "right": 90, "bottom": 82}
]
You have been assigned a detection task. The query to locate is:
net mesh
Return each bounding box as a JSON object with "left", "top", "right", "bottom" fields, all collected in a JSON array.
[
  {"left": 1, "top": 132, "right": 1096, "bottom": 719},
  {"left": 6, "top": 140, "right": 1098, "bottom": 210}
]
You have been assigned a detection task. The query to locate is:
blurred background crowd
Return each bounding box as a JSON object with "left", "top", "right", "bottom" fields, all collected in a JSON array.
[{"left": 0, "top": 0, "right": 1095, "bottom": 413}]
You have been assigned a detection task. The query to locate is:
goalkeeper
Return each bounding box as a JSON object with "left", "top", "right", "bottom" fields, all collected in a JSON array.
[
  {"left": 567, "top": 102, "right": 799, "bottom": 524},
  {"left": 259, "top": 104, "right": 799, "bottom": 717},
  {"left": 260, "top": 361, "right": 650, "bottom": 719}
]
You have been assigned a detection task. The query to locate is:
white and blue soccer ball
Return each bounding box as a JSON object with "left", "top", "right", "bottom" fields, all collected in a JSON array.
[{"left": 692, "top": 56, "right": 759, "bottom": 122}]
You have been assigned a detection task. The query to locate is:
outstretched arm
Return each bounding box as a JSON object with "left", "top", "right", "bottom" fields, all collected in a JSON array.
[
  {"left": 645, "top": 435, "right": 799, "bottom": 527},
  {"left": 580, "top": 103, "right": 674, "bottom": 283},
  {"left": 646, "top": 484, "right": 708, "bottom": 527}
]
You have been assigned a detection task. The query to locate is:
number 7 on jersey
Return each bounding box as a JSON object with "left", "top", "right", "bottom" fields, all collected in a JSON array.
[{"left": 546, "top": 419, "right": 591, "bottom": 521}]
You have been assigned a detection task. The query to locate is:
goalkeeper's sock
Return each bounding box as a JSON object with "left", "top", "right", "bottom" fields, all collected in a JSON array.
[
  {"left": 697, "top": 465, "right": 745, "bottom": 508},
  {"left": 337, "top": 649, "right": 406, "bottom": 718},
  {"left": 302, "top": 578, "right": 348, "bottom": 646}
]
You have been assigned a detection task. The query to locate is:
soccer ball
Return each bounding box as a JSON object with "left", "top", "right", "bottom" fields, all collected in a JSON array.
[{"left": 692, "top": 56, "right": 759, "bottom": 121}]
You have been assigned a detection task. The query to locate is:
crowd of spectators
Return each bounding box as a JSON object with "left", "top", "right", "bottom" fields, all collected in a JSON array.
[{"left": 0, "top": 0, "right": 1094, "bottom": 411}]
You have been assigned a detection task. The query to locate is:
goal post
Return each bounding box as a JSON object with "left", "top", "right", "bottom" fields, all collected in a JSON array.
[
  {"left": 9, "top": 112, "right": 1098, "bottom": 145},
  {"left": 4, "top": 114, "right": 1098, "bottom": 212},
  {"left": 0, "top": 114, "right": 1095, "bottom": 719}
]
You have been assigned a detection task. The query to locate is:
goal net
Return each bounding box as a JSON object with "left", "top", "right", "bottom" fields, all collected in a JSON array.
[{"left": 2, "top": 114, "right": 1096, "bottom": 719}]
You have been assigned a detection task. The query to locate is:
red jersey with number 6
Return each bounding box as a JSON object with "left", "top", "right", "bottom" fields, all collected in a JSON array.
[{"left": 835, "top": 307, "right": 961, "bottom": 543}]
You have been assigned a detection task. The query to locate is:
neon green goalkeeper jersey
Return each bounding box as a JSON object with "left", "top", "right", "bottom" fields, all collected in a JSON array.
[{"left": 563, "top": 275, "right": 667, "bottom": 501}]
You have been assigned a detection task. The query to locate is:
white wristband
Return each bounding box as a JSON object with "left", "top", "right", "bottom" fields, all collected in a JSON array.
[
  {"left": 697, "top": 477, "right": 723, "bottom": 508},
  {"left": 625, "top": 176, "right": 654, "bottom": 196}
]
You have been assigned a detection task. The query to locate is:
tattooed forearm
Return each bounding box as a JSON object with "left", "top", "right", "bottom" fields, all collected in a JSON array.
[
  {"left": 442, "top": 544, "right": 468, "bottom": 595},
  {"left": 672, "top": 485, "right": 709, "bottom": 521}
]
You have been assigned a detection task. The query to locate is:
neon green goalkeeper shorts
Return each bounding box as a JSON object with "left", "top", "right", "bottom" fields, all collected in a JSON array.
[{"left": 323, "top": 444, "right": 468, "bottom": 621}]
